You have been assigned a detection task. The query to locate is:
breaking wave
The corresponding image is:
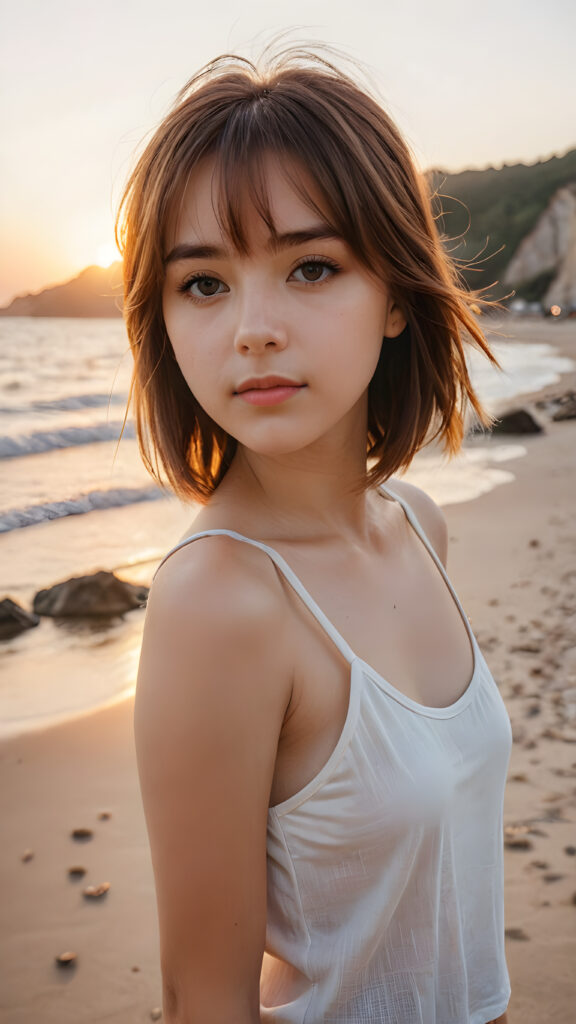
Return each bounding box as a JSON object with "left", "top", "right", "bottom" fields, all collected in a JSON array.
[
  {"left": 0, "top": 421, "right": 135, "bottom": 459},
  {"left": 0, "top": 485, "right": 165, "bottom": 533}
]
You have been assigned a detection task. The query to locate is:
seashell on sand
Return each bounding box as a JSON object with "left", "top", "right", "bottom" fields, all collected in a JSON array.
[
  {"left": 83, "top": 882, "right": 110, "bottom": 898},
  {"left": 56, "top": 951, "right": 77, "bottom": 966}
]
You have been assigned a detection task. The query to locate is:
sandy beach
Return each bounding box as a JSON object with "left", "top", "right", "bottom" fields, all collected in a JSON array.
[{"left": 1, "top": 318, "right": 575, "bottom": 1023}]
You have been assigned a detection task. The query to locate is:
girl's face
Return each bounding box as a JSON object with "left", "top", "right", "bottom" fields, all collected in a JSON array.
[{"left": 162, "top": 155, "right": 405, "bottom": 460}]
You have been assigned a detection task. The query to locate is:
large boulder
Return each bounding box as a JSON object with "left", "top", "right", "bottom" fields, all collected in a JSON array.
[
  {"left": 491, "top": 407, "right": 544, "bottom": 435},
  {"left": 33, "top": 571, "right": 148, "bottom": 618},
  {"left": 0, "top": 598, "right": 40, "bottom": 640}
]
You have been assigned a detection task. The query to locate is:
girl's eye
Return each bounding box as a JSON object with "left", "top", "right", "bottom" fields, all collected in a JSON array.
[
  {"left": 180, "top": 275, "right": 228, "bottom": 299},
  {"left": 291, "top": 259, "right": 340, "bottom": 284}
]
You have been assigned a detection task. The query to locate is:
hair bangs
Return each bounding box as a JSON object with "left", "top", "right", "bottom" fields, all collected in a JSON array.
[{"left": 206, "top": 100, "right": 342, "bottom": 256}]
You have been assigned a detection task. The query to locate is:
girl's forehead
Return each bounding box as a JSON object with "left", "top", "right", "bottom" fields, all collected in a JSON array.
[{"left": 167, "top": 153, "right": 334, "bottom": 252}]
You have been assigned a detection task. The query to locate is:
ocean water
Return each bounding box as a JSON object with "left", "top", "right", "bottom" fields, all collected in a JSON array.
[{"left": 0, "top": 315, "right": 573, "bottom": 738}]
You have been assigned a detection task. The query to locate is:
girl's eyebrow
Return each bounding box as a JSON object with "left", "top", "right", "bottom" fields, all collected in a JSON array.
[{"left": 164, "top": 226, "right": 342, "bottom": 265}]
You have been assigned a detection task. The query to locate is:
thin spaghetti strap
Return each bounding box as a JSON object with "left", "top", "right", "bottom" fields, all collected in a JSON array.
[
  {"left": 378, "top": 481, "right": 477, "bottom": 651},
  {"left": 378, "top": 482, "right": 443, "bottom": 570},
  {"left": 154, "top": 529, "right": 356, "bottom": 666}
]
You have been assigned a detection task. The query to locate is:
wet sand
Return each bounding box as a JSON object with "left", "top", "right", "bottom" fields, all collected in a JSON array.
[{"left": 1, "top": 317, "right": 575, "bottom": 1022}]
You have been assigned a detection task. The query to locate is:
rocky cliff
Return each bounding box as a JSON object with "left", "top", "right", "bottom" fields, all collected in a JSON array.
[{"left": 503, "top": 184, "right": 576, "bottom": 309}]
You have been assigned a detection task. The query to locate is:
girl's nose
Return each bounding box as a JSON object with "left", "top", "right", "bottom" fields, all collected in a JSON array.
[{"left": 232, "top": 295, "right": 288, "bottom": 355}]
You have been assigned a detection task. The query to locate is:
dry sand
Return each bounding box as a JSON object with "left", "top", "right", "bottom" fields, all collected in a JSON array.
[{"left": 1, "top": 318, "right": 575, "bottom": 1023}]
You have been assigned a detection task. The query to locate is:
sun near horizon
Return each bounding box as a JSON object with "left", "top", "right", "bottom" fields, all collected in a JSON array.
[{"left": 95, "top": 242, "right": 121, "bottom": 269}]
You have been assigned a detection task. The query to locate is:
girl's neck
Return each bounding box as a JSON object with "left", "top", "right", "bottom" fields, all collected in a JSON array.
[{"left": 210, "top": 433, "right": 378, "bottom": 548}]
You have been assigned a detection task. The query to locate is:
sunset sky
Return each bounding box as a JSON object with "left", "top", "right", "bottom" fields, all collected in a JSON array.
[{"left": 1, "top": 0, "right": 574, "bottom": 305}]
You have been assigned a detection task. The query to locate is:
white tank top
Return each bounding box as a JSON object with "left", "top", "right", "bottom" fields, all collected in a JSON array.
[{"left": 158, "top": 483, "right": 512, "bottom": 1024}]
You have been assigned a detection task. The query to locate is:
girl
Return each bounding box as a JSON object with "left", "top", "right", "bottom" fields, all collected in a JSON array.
[{"left": 117, "top": 47, "right": 511, "bottom": 1024}]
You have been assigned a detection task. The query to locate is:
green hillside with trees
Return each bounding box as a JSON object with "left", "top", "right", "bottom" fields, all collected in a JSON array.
[{"left": 428, "top": 148, "right": 576, "bottom": 301}]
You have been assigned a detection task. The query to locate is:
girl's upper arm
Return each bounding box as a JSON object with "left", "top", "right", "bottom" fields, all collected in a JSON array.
[{"left": 134, "top": 538, "right": 293, "bottom": 1023}]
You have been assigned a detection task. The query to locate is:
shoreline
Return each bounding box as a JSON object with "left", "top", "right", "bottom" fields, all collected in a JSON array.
[{"left": 1, "top": 318, "right": 575, "bottom": 1021}]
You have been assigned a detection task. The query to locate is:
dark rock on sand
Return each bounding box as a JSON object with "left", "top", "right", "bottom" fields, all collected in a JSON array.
[
  {"left": 505, "top": 835, "right": 533, "bottom": 850},
  {"left": 525, "top": 704, "right": 542, "bottom": 717},
  {"left": 552, "top": 395, "right": 576, "bottom": 420},
  {"left": 505, "top": 927, "right": 530, "bottom": 941},
  {"left": 492, "top": 407, "right": 544, "bottom": 434},
  {"left": 0, "top": 597, "right": 40, "bottom": 640},
  {"left": 33, "top": 571, "right": 148, "bottom": 618},
  {"left": 71, "top": 827, "right": 93, "bottom": 841},
  {"left": 536, "top": 388, "right": 576, "bottom": 421},
  {"left": 68, "top": 865, "right": 87, "bottom": 878}
]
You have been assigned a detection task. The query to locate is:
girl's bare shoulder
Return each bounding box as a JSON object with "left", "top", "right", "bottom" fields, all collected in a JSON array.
[
  {"left": 383, "top": 477, "right": 448, "bottom": 566},
  {"left": 148, "top": 529, "right": 291, "bottom": 647}
]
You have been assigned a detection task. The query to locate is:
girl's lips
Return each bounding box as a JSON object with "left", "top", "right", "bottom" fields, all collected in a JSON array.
[{"left": 237, "top": 384, "right": 305, "bottom": 406}]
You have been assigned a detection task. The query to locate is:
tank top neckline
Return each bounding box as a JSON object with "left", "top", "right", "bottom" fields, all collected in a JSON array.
[{"left": 154, "top": 482, "right": 483, "bottom": 721}]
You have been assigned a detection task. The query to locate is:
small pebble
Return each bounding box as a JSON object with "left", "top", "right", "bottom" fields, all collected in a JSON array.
[
  {"left": 56, "top": 951, "right": 77, "bottom": 967},
  {"left": 505, "top": 927, "right": 529, "bottom": 941},
  {"left": 531, "top": 860, "right": 549, "bottom": 870},
  {"left": 525, "top": 704, "right": 541, "bottom": 718},
  {"left": 71, "top": 828, "right": 93, "bottom": 841},
  {"left": 564, "top": 846, "right": 576, "bottom": 856},
  {"left": 150, "top": 1010, "right": 162, "bottom": 1021},
  {"left": 543, "top": 873, "right": 565, "bottom": 883},
  {"left": 97, "top": 811, "right": 112, "bottom": 821},
  {"left": 131, "top": 965, "right": 141, "bottom": 972},
  {"left": 68, "top": 865, "right": 87, "bottom": 878},
  {"left": 21, "top": 849, "right": 34, "bottom": 862},
  {"left": 509, "top": 773, "right": 528, "bottom": 783},
  {"left": 505, "top": 835, "right": 533, "bottom": 850},
  {"left": 83, "top": 882, "right": 110, "bottom": 899},
  {"left": 528, "top": 539, "right": 541, "bottom": 548}
]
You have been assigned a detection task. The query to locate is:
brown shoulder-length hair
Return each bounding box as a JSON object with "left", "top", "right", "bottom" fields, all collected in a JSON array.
[{"left": 116, "top": 47, "right": 500, "bottom": 504}]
